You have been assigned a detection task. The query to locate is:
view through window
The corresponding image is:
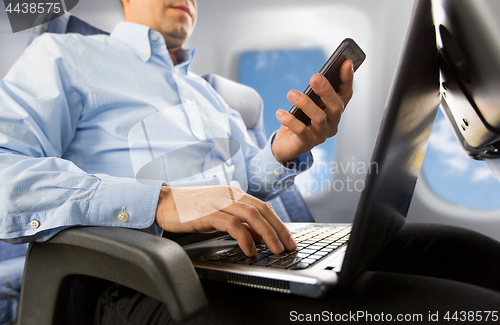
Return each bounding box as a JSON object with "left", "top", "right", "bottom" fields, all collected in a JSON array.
[{"left": 422, "top": 109, "right": 500, "bottom": 210}]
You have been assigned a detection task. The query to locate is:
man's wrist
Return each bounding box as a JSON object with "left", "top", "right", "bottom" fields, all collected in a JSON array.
[
  {"left": 155, "top": 186, "right": 172, "bottom": 226},
  {"left": 270, "top": 140, "right": 298, "bottom": 167}
]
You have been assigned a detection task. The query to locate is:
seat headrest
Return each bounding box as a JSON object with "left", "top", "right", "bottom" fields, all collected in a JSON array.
[{"left": 202, "top": 74, "right": 263, "bottom": 130}]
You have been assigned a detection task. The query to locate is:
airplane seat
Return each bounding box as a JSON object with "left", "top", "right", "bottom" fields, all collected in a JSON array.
[
  {"left": 6, "top": 13, "right": 314, "bottom": 325},
  {"left": 0, "top": 241, "right": 28, "bottom": 325}
]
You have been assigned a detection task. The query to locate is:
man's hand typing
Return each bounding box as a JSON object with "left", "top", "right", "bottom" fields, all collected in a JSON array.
[{"left": 155, "top": 185, "right": 297, "bottom": 256}]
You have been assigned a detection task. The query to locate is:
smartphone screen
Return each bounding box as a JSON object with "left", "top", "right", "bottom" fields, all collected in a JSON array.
[{"left": 289, "top": 38, "right": 366, "bottom": 125}]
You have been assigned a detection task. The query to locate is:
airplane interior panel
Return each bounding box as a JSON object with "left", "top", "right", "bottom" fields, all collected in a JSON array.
[{"left": 2, "top": 1, "right": 500, "bottom": 322}]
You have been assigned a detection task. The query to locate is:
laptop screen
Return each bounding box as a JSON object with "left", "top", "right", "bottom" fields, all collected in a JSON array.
[{"left": 340, "top": 0, "right": 441, "bottom": 282}]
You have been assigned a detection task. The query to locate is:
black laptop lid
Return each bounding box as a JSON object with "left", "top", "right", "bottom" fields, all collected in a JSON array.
[{"left": 339, "top": 0, "right": 441, "bottom": 283}]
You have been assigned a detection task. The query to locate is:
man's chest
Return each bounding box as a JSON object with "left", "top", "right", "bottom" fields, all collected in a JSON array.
[{"left": 64, "top": 59, "right": 233, "bottom": 175}]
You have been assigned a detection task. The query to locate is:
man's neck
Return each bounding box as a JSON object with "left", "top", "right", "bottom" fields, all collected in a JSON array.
[{"left": 168, "top": 47, "right": 180, "bottom": 66}]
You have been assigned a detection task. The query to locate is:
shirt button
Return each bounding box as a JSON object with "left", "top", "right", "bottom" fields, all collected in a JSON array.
[
  {"left": 173, "top": 70, "right": 177, "bottom": 74},
  {"left": 117, "top": 212, "right": 129, "bottom": 222},
  {"left": 151, "top": 33, "right": 159, "bottom": 41},
  {"left": 29, "top": 220, "right": 40, "bottom": 229},
  {"left": 142, "top": 52, "right": 149, "bottom": 57},
  {"left": 273, "top": 171, "right": 281, "bottom": 178}
]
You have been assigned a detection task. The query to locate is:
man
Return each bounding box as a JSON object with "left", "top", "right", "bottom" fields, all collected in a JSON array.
[
  {"left": 0, "top": 0, "right": 353, "bottom": 255},
  {"left": 3, "top": 1, "right": 500, "bottom": 324},
  {"left": 0, "top": 0, "right": 351, "bottom": 322}
]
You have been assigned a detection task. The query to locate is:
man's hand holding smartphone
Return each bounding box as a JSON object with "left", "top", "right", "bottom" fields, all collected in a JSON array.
[
  {"left": 271, "top": 60, "right": 355, "bottom": 165},
  {"left": 271, "top": 39, "right": 365, "bottom": 165}
]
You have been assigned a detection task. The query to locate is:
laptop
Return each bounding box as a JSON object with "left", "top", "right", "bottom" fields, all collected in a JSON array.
[{"left": 179, "top": 0, "right": 441, "bottom": 298}]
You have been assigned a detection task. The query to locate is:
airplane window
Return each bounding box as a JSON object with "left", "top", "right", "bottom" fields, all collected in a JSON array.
[
  {"left": 237, "top": 48, "right": 334, "bottom": 196},
  {"left": 422, "top": 109, "right": 500, "bottom": 210}
]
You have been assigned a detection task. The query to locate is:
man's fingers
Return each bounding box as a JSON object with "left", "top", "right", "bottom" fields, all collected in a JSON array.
[
  {"left": 287, "top": 89, "right": 329, "bottom": 128},
  {"left": 338, "top": 59, "right": 354, "bottom": 106},
  {"left": 206, "top": 212, "right": 257, "bottom": 256},
  {"left": 243, "top": 222, "right": 263, "bottom": 243},
  {"left": 308, "top": 72, "right": 348, "bottom": 137},
  {"left": 276, "top": 109, "right": 309, "bottom": 136},
  {"left": 235, "top": 194, "right": 297, "bottom": 252},
  {"left": 221, "top": 201, "right": 285, "bottom": 254}
]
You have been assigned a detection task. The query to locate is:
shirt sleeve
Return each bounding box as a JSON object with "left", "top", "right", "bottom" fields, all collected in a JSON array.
[
  {"left": 0, "top": 34, "right": 160, "bottom": 244},
  {"left": 226, "top": 107, "right": 313, "bottom": 201}
]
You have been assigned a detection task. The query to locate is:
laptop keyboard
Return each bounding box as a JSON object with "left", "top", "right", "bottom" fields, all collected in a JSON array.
[{"left": 208, "top": 225, "right": 351, "bottom": 270}]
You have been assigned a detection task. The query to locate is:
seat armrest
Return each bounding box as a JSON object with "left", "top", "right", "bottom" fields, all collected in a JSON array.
[{"left": 18, "top": 227, "right": 208, "bottom": 324}]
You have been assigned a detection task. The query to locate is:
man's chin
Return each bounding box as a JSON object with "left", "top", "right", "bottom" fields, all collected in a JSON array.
[{"left": 164, "top": 30, "right": 190, "bottom": 47}]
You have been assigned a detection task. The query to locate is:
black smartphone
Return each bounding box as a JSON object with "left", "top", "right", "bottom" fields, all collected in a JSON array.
[{"left": 289, "top": 38, "right": 366, "bottom": 125}]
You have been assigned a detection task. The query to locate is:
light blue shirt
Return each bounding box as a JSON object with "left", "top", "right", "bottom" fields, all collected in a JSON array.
[{"left": 0, "top": 22, "right": 312, "bottom": 244}]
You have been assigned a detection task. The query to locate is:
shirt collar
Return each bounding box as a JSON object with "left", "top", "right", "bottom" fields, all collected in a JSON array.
[{"left": 110, "top": 22, "right": 194, "bottom": 70}]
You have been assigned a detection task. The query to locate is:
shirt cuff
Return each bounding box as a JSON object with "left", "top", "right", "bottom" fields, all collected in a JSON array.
[
  {"left": 255, "top": 133, "right": 314, "bottom": 187},
  {"left": 88, "top": 175, "right": 163, "bottom": 230},
  {"left": 268, "top": 131, "right": 314, "bottom": 172}
]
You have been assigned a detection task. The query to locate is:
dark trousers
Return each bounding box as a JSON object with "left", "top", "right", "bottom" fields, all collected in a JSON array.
[{"left": 73, "top": 223, "right": 500, "bottom": 325}]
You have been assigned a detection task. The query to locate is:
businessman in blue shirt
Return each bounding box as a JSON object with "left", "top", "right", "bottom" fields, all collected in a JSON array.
[
  {"left": 0, "top": 0, "right": 354, "bottom": 256},
  {"left": 0, "top": 0, "right": 353, "bottom": 322},
  {"left": 3, "top": 0, "right": 500, "bottom": 324}
]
